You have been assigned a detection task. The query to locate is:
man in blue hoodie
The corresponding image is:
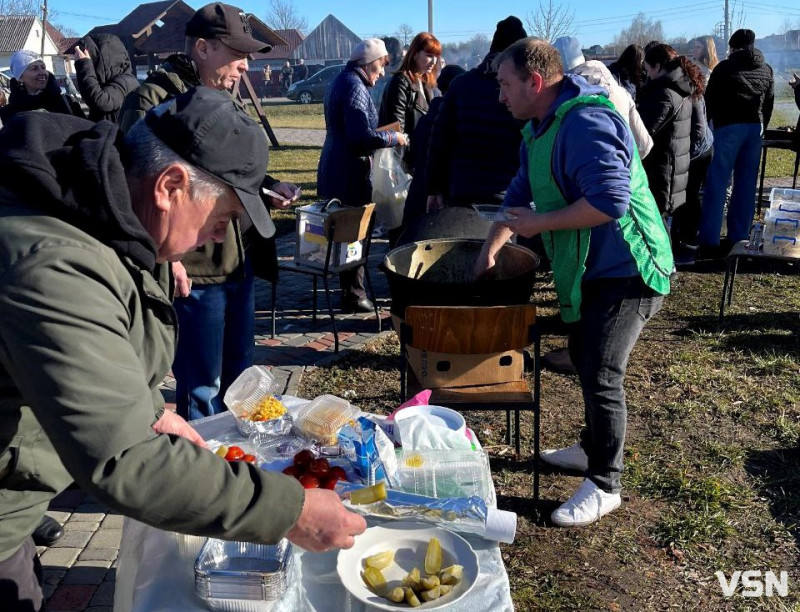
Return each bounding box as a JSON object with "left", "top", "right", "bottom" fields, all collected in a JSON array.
[{"left": 476, "top": 38, "right": 673, "bottom": 527}]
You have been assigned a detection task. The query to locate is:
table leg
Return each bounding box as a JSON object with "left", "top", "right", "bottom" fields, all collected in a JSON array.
[
  {"left": 719, "top": 258, "right": 732, "bottom": 324},
  {"left": 757, "top": 146, "right": 768, "bottom": 216}
]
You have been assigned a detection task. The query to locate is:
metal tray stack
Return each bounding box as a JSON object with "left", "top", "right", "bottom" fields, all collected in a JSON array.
[{"left": 195, "top": 538, "right": 293, "bottom": 611}]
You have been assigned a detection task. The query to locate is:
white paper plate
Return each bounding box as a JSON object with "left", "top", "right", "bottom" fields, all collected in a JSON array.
[{"left": 336, "top": 522, "right": 479, "bottom": 611}]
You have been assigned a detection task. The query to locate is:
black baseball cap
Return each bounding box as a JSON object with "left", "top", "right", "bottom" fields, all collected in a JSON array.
[
  {"left": 185, "top": 3, "right": 271, "bottom": 54},
  {"left": 145, "top": 87, "right": 275, "bottom": 238}
]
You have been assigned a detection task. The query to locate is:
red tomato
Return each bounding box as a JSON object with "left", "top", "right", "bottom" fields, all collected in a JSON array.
[
  {"left": 241, "top": 454, "right": 257, "bottom": 464},
  {"left": 328, "top": 466, "right": 347, "bottom": 482},
  {"left": 299, "top": 474, "right": 320, "bottom": 489},
  {"left": 224, "top": 446, "right": 245, "bottom": 461},
  {"left": 282, "top": 465, "right": 302, "bottom": 478},
  {"left": 293, "top": 449, "right": 315, "bottom": 468},
  {"left": 308, "top": 458, "right": 330, "bottom": 478},
  {"left": 321, "top": 477, "right": 338, "bottom": 490}
]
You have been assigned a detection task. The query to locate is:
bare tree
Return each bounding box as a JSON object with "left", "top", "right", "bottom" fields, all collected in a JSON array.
[
  {"left": 264, "top": 0, "right": 308, "bottom": 34},
  {"left": 525, "top": 0, "right": 575, "bottom": 43},
  {"left": 0, "top": 0, "right": 38, "bottom": 14},
  {"left": 396, "top": 23, "right": 414, "bottom": 46},
  {"left": 613, "top": 13, "right": 665, "bottom": 49}
]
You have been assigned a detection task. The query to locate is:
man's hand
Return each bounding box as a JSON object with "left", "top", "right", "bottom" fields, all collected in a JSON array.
[
  {"left": 74, "top": 47, "right": 89, "bottom": 61},
  {"left": 152, "top": 410, "right": 207, "bottom": 448},
  {"left": 267, "top": 182, "right": 301, "bottom": 210},
  {"left": 172, "top": 261, "right": 192, "bottom": 298},
  {"left": 790, "top": 72, "right": 800, "bottom": 90},
  {"left": 501, "top": 207, "right": 545, "bottom": 238},
  {"left": 286, "top": 489, "right": 367, "bottom": 552},
  {"left": 395, "top": 132, "right": 409, "bottom": 147},
  {"left": 426, "top": 195, "right": 445, "bottom": 213}
]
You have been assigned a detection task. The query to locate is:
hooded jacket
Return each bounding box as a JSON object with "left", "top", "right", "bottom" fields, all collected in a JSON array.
[
  {"left": 425, "top": 52, "right": 525, "bottom": 205},
  {"left": 570, "top": 60, "right": 653, "bottom": 159},
  {"left": 638, "top": 65, "right": 694, "bottom": 214},
  {"left": 75, "top": 33, "right": 140, "bottom": 123},
  {"left": 0, "top": 72, "right": 82, "bottom": 123},
  {"left": 0, "top": 112, "right": 304, "bottom": 561},
  {"left": 705, "top": 47, "right": 774, "bottom": 129}
]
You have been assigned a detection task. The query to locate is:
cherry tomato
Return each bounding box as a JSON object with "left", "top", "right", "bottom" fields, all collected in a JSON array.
[
  {"left": 224, "top": 446, "right": 245, "bottom": 461},
  {"left": 308, "top": 457, "right": 330, "bottom": 478},
  {"left": 241, "top": 454, "right": 257, "bottom": 464},
  {"left": 282, "top": 465, "right": 302, "bottom": 478},
  {"left": 328, "top": 466, "right": 347, "bottom": 482},
  {"left": 299, "top": 474, "right": 320, "bottom": 489},
  {"left": 293, "top": 449, "right": 315, "bottom": 468},
  {"left": 321, "top": 477, "right": 338, "bottom": 490}
]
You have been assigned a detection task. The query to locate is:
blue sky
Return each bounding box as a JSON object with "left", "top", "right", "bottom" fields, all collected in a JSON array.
[{"left": 51, "top": 0, "right": 799, "bottom": 47}]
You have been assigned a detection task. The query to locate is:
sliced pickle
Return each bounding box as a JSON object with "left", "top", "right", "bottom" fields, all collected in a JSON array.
[
  {"left": 424, "top": 537, "right": 442, "bottom": 575},
  {"left": 439, "top": 584, "right": 453, "bottom": 595},
  {"left": 350, "top": 482, "right": 387, "bottom": 505},
  {"left": 365, "top": 550, "right": 394, "bottom": 570},
  {"left": 361, "top": 566, "right": 386, "bottom": 595},
  {"left": 420, "top": 574, "right": 440, "bottom": 590},
  {"left": 385, "top": 586, "right": 405, "bottom": 603},
  {"left": 402, "top": 567, "right": 421, "bottom": 589},
  {"left": 440, "top": 564, "right": 463, "bottom": 585},
  {"left": 420, "top": 585, "right": 442, "bottom": 602},
  {"left": 404, "top": 586, "right": 421, "bottom": 607}
]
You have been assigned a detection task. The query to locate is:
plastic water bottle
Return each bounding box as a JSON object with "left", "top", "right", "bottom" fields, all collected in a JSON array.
[{"left": 748, "top": 222, "right": 764, "bottom": 252}]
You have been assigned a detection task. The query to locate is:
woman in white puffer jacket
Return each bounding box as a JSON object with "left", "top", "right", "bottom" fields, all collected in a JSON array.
[{"left": 554, "top": 37, "right": 653, "bottom": 160}]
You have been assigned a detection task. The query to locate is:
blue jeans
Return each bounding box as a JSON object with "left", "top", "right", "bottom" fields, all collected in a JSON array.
[
  {"left": 699, "top": 123, "right": 763, "bottom": 245},
  {"left": 172, "top": 261, "right": 255, "bottom": 421},
  {"left": 568, "top": 276, "right": 664, "bottom": 494}
]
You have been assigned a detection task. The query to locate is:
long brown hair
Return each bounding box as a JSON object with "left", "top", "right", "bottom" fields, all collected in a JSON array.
[
  {"left": 644, "top": 44, "right": 705, "bottom": 99},
  {"left": 398, "top": 32, "right": 442, "bottom": 89},
  {"left": 692, "top": 36, "right": 718, "bottom": 70}
]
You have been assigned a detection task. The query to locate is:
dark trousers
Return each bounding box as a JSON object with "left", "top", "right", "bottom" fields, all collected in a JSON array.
[
  {"left": 0, "top": 538, "right": 43, "bottom": 612},
  {"left": 568, "top": 276, "right": 664, "bottom": 493},
  {"left": 672, "top": 147, "right": 713, "bottom": 247}
]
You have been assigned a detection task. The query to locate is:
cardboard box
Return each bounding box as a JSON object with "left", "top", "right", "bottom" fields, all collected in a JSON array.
[
  {"left": 392, "top": 315, "right": 524, "bottom": 389},
  {"left": 294, "top": 202, "right": 365, "bottom": 269}
]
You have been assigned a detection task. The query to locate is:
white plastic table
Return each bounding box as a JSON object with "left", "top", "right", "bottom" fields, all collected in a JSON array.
[{"left": 113, "top": 409, "right": 514, "bottom": 612}]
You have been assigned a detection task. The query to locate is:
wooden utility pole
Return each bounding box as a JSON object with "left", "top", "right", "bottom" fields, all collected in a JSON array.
[
  {"left": 428, "top": 0, "right": 434, "bottom": 33},
  {"left": 724, "top": 0, "right": 730, "bottom": 51},
  {"left": 41, "top": 0, "right": 48, "bottom": 56}
]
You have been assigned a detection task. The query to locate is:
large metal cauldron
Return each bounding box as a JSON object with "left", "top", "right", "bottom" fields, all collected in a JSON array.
[{"left": 380, "top": 238, "right": 539, "bottom": 317}]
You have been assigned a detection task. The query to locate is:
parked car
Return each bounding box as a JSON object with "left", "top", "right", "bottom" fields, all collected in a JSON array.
[{"left": 287, "top": 63, "right": 345, "bottom": 104}]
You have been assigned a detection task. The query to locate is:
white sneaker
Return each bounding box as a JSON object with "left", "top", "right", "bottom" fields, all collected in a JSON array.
[
  {"left": 550, "top": 478, "right": 621, "bottom": 527},
  {"left": 540, "top": 442, "right": 588, "bottom": 472}
]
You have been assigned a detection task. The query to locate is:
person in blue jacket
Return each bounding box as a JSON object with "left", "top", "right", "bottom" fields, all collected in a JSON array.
[
  {"left": 317, "top": 38, "right": 407, "bottom": 313},
  {"left": 476, "top": 38, "right": 672, "bottom": 527}
]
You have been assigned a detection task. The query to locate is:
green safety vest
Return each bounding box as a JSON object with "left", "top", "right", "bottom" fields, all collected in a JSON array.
[{"left": 523, "top": 94, "right": 673, "bottom": 322}]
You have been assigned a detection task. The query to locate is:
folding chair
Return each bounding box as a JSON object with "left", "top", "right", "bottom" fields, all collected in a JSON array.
[
  {"left": 399, "top": 304, "right": 541, "bottom": 500},
  {"left": 271, "top": 203, "right": 380, "bottom": 352}
]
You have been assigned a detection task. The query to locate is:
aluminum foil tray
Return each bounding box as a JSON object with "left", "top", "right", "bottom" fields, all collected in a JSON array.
[{"left": 195, "top": 538, "right": 293, "bottom": 611}]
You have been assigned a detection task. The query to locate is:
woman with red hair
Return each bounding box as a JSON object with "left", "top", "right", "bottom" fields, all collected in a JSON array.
[{"left": 379, "top": 31, "right": 442, "bottom": 169}]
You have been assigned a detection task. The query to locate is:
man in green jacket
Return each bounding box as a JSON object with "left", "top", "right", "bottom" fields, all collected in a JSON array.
[
  {"left": 476, "top": 39, "right": 672, "bottom": 527},
  {"left": 0, "top": 88, "right": 365, "bottom": 612},
  {"left": 120, "top": 2, "right": 299, "bottom": 421}
]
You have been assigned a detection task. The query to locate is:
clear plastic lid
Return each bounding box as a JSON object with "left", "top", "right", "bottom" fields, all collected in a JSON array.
[
  {"left": 395, "top": 449, "right": 496, "bottom": 507},
  {"left": 293, "top": 394, "right": 358, "bottom": 445},
  {"left": 223, "top": 366, "right": 286, "bottom": 436}
]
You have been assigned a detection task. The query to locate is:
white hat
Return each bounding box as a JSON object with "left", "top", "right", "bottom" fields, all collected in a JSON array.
[
  {"left": 349, "top": 38, "right": 388, "bottom": 65},
  {"left": 10, "top": 49, "right": 43, "bottom": 80},
  {"left": 553, "top": 37, "right": 585, "bottom": 71}
]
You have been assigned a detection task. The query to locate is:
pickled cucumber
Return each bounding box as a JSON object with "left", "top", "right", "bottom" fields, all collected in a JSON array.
[
  {"left": 440, "top": 564, "right": 463, "bottom": 585},
  {"left": 214, "top": 444, "right": 228, "bottom": 458},
  {"left": 439, "top": 584, "right": 453, "bottom": 595},
  {"left": 419, "top": 574, "right": 440, "bottom": 590},
  {"left": 420, "top": 585, "right": 441, "bottom": 602},
  {"left": 350, "top": 482, "right": 387, "bottom": 505},
  {"left": 404, "top": 586, "right": 421, "bottom": 607},
  {"left": 424, "top": 537, "right": 442, "bottom": 575},
  {"left": 402, "top": 567, "right": 421, "bottom": 589},
  {"left": 361, "top": 566, "right": 386, "bottom": 595},
  {"left": 385, "top": 587, "right": 405, "bottom": 603},
  {"left": 365, "top": 550, "right": 394, "bottom": 570}
]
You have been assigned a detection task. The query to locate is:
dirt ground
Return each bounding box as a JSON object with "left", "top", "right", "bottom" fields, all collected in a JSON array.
[{"left": 299, "top": 259, "right": 800, "bottom": 611}]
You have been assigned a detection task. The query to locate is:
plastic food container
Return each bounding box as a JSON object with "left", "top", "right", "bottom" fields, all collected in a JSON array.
[
  {"left": 471, "top": 204, "right": 513, "bottom": 222},
  {"left": 395, "top": 449, "right": 496, "bottom": 507},
  {"left": 392, "top": 405, "right": 466, "bottom": 442},
  {"left": 223, "top": 366, "right": 288, "bottom": 436},
  {"left": 195, "top": 538, "right": 293, "bottom": 611},
  {"left": 769, "top": 188, "right": 800, "bottom": 218},
  {"left": 762, "top": 211, "right": 800, "bottom": 257},
  {"left": 293, "top": 394, "right": 358, "bottom": 446}
]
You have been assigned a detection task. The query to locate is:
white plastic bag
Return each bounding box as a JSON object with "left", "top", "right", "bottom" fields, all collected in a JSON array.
[{"left": 371, "top": 146, "right": 411, "bottom": 231}]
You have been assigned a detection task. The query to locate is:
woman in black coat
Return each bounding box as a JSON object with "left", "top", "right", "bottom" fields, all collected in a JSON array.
[
  {"left": 378, "top": 31, "right": 441, "bottom": 170},
  {"left": 74, "top": 33, "right": 139, "bottom": 123},
  {"left": 0, "top": 50, "right": 84, "bottom": 124},
  {"left": 638, "top": 44, "right": 704, "bottom": 221}
]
